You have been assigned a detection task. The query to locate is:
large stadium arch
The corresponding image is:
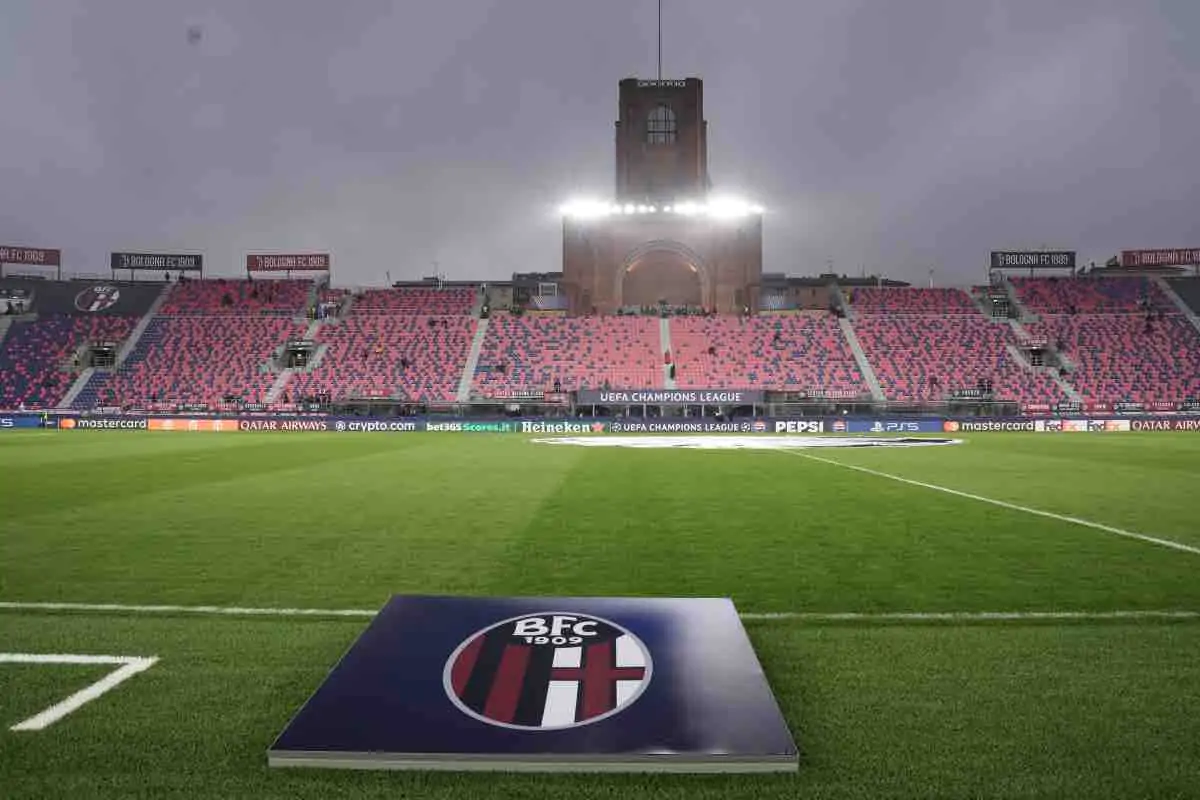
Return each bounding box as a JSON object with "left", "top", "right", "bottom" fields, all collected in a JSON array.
[{"left": 617, "top": 239, "right": 710, "bottom": 308}]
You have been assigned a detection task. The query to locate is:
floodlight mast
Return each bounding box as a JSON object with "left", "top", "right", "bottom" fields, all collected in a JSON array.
[{"left": 657, "top": 0, "right": 663, "bottom": 81}]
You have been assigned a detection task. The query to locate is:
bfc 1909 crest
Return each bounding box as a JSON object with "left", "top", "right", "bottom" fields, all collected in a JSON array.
[
  {"left": 443, "top": 613, "right": 652, "bottom": 730},
  {"left": 74, "top": 285, "right": 121, "bottom": 312}
]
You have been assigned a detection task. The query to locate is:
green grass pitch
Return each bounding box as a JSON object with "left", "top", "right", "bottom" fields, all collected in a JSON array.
[{"left": 2, "top": 430, "right": 1199, "bottom": 798}]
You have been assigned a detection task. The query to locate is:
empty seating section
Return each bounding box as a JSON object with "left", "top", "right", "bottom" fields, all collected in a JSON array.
[
  {"left": 852, "top": 316, "right": 1064, "bottom": 403},
  {"left": 290, "top": 315, "right": 474, "bottom": 402},
  {"left": 354, "top": 286, "right": 476, "bottom": 315},
  {"left": 158, "top": 279, "right": 309, "bottom": 315},
  {"left": 81, "top": 316, "right": 305, "bottom": 407},
  {"left": 1167, "top": 277, "right": 1200, "bottom": 317},
  {"left": 670, "top": 315, "right": 865, "bottom": 393},
  {"left": 0, "top": 315, "right": 136, "bottom": 408},
  {"left": 473, "top": 314, "right": 661, "bottom": 393},
  {"left": 1010, "top": 277, "right": 1170, "bottom": 313},
  {"left": 1027, "top": 314, "right": 1200, "bottom": 403},
  {"left": 848, "top": 287, "right": 977, "bottom": 314}
]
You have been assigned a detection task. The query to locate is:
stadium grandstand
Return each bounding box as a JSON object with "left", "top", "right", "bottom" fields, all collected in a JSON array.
[{"left": 4, "top": 268, "right": 1199, "bottom": 415}]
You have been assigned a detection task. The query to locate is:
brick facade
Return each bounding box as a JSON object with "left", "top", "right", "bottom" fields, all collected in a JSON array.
[{"left": 562, "top": 77, "right": 762, "bottom": 315}]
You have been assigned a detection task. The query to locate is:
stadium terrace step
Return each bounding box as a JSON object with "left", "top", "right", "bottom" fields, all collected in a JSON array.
[
  {"left": 116, "top": 282, "right": 173, "bottom": 366},
  {"left": 659, "top": 317, "right": 676, "bottom": 389},
  {"left": 58, "top": 367, "right": 95, "bottom": 409},
  {"left": 73, "top": 315, "right": 307, "bottom": 408},
  {"left": 265, "top": 370, "right": 293, "bottom": 404},
  {"left": 997, "top": 275, "right": 1036, "bottom": 322},
  {"left": 1010, "top": 276, "right": 1171, "bottom": 315},
  {"left": 668, "top": 314, "right": 866, "bottom": 394},
  {"left": 1024, "top": 311, "right": 1200, "bottom": 405},
  {"left": 852, "top": 312, "right": 1067, "bottom": 405},
  {"left": 0, "top": 314, "right": 138, "bottom": 409},
  {"left": 291, "top": 313, "right": 473, "bottom": 404},
  {"left": 1158, "top": 277, "right": 1200, "bottom": 338},
  {"left": 473, "top": 314, "right": 662, "bottom": 396},
  {"left": 353, "top": 286, "right": 476, "bottom": 316},
  {"left": 843, "top": 287, "right": 979, "bottom": 315},
  {"left": 158, "top": 278, "right": 311, "bottom": 316},
  {"left": 839, "top": 317, "right": 884, "bottom": 401},
  {"left": 457, "top": 317, "right": 490, "bottom": 402}
]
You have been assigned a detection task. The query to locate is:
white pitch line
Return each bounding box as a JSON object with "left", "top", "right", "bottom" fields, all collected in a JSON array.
[
  {"left": 788, "top": 450, "right": 1200, "bottom": 557},
  {"left": 0, "top": 601, "right": 377, "bottom": 618},
  {"left": 0, "top": 653, "right": 159, "bottom": 731},
  {"left": 740, "top": 610, "right": 1200, "bottom": 621},
  {"left": 0, "top": 601, "right": 1197, "bottom": 623}
]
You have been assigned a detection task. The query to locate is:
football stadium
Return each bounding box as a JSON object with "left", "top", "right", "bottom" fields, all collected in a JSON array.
[{"left": 3, "top": 4, "right": 1200, "bottom": 799}]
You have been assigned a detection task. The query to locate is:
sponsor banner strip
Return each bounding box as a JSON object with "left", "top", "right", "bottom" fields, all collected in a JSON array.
[
  {"left": 1120, "top": 248, "right": 1200, "bottom": 268},
  {"left": 110, "top": 252, "right": 202, "bottom": 271},
  {"left": 576, "top": 390, "right": 765, "bottom": 405},
  {"left": 12, "top": 414, "right": 1200, "bottom": 434},
  {"left": 246, "top": 253, "right": 330, "bottom": 271},
  {"left": 990, "top": 250, "right": 1076, "bottom": 269},
  {"left": 0, "top": 246, "right": 61, "bottom": 266}
]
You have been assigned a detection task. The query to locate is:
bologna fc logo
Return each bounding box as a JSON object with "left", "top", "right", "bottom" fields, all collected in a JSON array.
[
  {"left": 75, "top": 285, "right": 121, "bottom": 312},
  {"left": 443, "top": 612, "right": 652, "bottom": 730}
]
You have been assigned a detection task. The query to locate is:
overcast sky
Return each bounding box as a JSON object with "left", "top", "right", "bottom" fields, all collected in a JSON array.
[{"left": 2, "top": 0, "right": 1197, "bottom": 286}]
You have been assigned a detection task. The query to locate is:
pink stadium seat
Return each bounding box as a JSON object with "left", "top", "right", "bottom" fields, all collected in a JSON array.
[
  {"left": 473, "top": 314, "right": 661, "bottom": 393},
  {"left": 670, "top": 314, "right": 866, "bottom": 393},
  {"left": 290, "top": 314, "right": 475, "bottom": 402},
  {"left": 158, "top": 279, "right": 310, "bottom": 315},
  {"left": 353, "top": 286, "right": 476, "bottom": 316},
  {"left": 847, "top": 287, "right": 978, "bottom": 314},
  {"left": 852, "top": 315, "right": 1065, "bottom": 403},
  {"left": 82, "top": 316, "right": 306, "bottom": 407},
  {"left": 1010, "top": 276, "right": 1170, "bottom": 314},
  {"left": 1027, "top": 313, "right": 1200, "bottom": 404},
  {"left": 0, "top": 315, "right": 137, "bottom": 408}
]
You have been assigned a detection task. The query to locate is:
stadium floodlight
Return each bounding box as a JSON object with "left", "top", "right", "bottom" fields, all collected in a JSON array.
[
  {"left": 559, "top": 200, "right": 617, "bottom": 219},
  {"left": 704, "top": 196, "right": 765, "bottom": 219},
  {"left": 558, "top": 196, "right": 764, "bottom": 219}
]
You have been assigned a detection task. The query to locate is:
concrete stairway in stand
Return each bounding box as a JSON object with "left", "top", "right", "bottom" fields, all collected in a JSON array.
[
  {"left": 1156, "top": 277, "right": 1200, "bottom": 337},
  {"left": 839, "top": 317, "right": 884, "bottom": 401},
  {"left": 456, "top": 317, "right": 489, "bottom": 401},
  {"left": 660, "top": 317, "right": 676, "bottom": 388},
  {"left": 57, "top": 282, "right": 173, "bottom": 409},
  {"left": 265, "top": 320, "right": 323, "bottom": 403},
  {"left": 116, "top": 282, "right": 172, "bottom": 365},
  {"left": 1006, "top": 319, "right": 1083, "bottom": 403}
]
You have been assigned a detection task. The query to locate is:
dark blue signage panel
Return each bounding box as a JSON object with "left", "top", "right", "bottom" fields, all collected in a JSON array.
[{"left": 269, "top": 595, "right": 797, "bottom": 772}]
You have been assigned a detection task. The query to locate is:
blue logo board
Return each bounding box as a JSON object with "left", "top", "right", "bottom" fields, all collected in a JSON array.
[{"left": 268, "top": 595, "right": 798, "bottom": 773}]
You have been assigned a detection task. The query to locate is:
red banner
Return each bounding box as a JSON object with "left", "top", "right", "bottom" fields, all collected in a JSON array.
[
  {"left": 0, "top": 246, "right": 61, "bottom": 266},
  {"left": 1120, "top": 248, "right": 1200, "bottom": 267},
  {"left": 246, "top": 253, "right": 330, "bottom": 272}
]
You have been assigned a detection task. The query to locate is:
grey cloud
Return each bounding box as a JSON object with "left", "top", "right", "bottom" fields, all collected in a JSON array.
[{"left": 1, "top": 0, "right": 1196, "bottom": 285}]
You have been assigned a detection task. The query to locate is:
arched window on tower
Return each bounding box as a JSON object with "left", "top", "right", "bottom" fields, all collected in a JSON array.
[{"left": 646, "top": 105, "right": 676, "bottom": 144}]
